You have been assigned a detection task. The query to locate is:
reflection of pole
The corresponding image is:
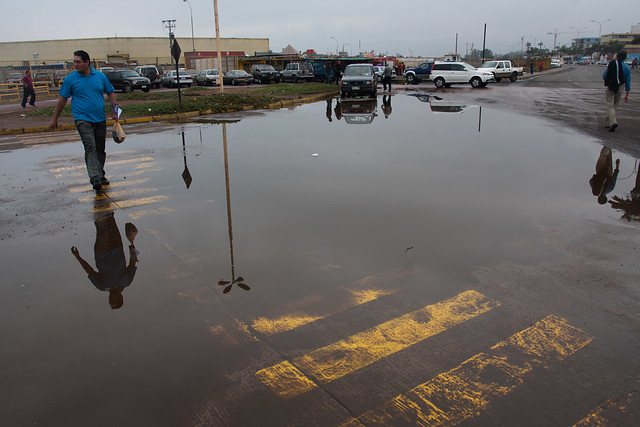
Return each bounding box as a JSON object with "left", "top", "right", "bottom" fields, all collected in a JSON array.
[
  {"left": 213, "top": 0, "right": 224, "bottom": 93},
  {"left": 478, "top": 106, "right": 482, "bottom": 133},
  {"left": 222, "top": 123, "right": 234, "bottom": 282}
]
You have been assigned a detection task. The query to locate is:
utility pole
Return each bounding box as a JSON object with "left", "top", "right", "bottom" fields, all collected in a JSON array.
[
  {"left": 163, "top": 19, "right": 176, "bottom": 63},
  {"left": 213, "top": 0, "right": 224, "bottom": 93}
]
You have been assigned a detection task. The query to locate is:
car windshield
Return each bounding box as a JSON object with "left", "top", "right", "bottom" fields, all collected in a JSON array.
[
  {"left": 345, "top": 66, "right": 373, "bottom": 77},
  {"left": 178, "top": 71, "right": 190, "bottom": 77},
  {"left": 121, "top": 70, "right": 140, "bottom": 77},
  {"left": 207, "top": 70, "right": 218, "bottom": 75},
  {"left": 480, "top": 61, "right": 498, "bottom": 68}
]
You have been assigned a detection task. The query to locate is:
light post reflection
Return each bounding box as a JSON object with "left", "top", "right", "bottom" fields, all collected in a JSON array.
[{"left": 217, "top": 122, "right": 250, "bottom": 293}]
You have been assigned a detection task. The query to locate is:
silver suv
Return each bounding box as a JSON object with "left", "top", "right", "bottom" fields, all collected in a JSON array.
[
  {"left": 134, "top": 65, "right": 162, "bottom": 89},
  {"left": 429, "top": 61, "right": 494, "bottom": 88},
  {"left": 280, "top": 62, "right": 314, "bottom": 83}
]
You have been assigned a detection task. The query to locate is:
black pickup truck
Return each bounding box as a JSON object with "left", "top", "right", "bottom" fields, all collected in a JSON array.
[{"left": 104, "top": 70, "right": 151, "bottom": 93}]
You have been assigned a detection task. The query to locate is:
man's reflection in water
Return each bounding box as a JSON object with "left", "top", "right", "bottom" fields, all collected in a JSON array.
[
  {"left": 334, "top": 99, "right": 342, "bottom": 121},
  {"left": 71, "top": 198, "right": 139, "bottom": 309},
  {"left": 382, "top": 95, "right": 392, "bottom": 119},
  {"left": 589, "top": 146, "right": 620, "bottom": 205},
  {"left": 326, "top": 99, "right": 333, "bottom": 122}
]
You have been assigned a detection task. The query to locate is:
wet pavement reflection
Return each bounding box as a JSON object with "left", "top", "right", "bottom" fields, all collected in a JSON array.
[{"left": 2, "top": 92, "right": 640, "bottom": 425}]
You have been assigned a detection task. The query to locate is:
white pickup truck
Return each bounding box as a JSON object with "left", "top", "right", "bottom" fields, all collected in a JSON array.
[{"left": 478, "top": 60, "right": 523, "bottom": 82}]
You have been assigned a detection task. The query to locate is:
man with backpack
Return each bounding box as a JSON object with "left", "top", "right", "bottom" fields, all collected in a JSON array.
[{"left": 602, "top": 50, "right": 631, "bottom": 132}]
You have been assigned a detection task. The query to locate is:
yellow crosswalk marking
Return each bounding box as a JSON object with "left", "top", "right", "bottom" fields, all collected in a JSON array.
[
  {"left": 347, "top": 315, "right": 593, "bottom": 426},
  {"left": 573, "top": 389, "right": 640, "bottom": 426},
  {"left": 256, "top": 290, "right": 500, "bottom": 399}
]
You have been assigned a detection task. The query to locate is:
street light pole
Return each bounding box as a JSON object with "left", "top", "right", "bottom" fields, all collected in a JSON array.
[
  {"left": 183, "top": 0, "right": 195, "bottom": 51},
  {"left": 331, "top": 37, "right": 338, "bottom": 55},
  {"left": 571, "top": 26, "right": 588, "bottom": 58},
  {"left": 591, "top": 19, "right": 610, "bottom": 60}
]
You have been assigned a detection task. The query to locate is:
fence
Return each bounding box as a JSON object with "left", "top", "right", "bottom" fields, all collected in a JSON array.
[{"left": 0, "top": 82, "right": 50, "bottom": 102}]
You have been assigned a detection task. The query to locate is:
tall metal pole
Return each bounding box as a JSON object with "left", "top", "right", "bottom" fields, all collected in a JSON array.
[
  {"left": 213, "top": 0, "right": 224, "bottom": 93},
  {"left": 183, "top": 0, "right": 195, "bottom": 51},
  {"left": 482, "top": 23, "right": 487, "bottom": 63}
]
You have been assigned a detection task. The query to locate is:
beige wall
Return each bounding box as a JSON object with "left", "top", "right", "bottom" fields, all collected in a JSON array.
[{"left": 0, "top": 37, "right": 270, "bottom": 64}]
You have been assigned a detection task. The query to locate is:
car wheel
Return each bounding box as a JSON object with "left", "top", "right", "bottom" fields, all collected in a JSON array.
[
  {"left": 433, "top": 77, "right": 445, "bottom": 88},
  {"left": 122, "top": 83, "right": 132, "bottom": 93},
  {"left": 470, "top": 77, "right": 482, "bottom": 88},
  {"left": 510, "top": 72, "right": 518, "bottom": 82},
  {"left": 142, "top": 87, "right": 150, "bottom": 92},
  {"left": 292, "top": 75, "right": 298, "bottom": 83},
  {"left": 275, "top": 78, "right": 280, "bottom": 84},
  {"left": 495, "top": 77, "right": 502, "bottom": 82},
  {"left": 187, "top": 84, "right": 191, "bottom": 88},
  {"left": 406, "top": 74, "right": 415, "bottom": 84},
  {"left": 232, "top": 79, "right": 237, "bottom": 86}
]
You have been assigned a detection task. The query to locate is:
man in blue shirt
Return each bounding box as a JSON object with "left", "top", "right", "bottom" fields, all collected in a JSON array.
[
  {"left": 602, "top": 50, "right": 631, "bottom": 132},
  {"left": 51, "top": 50, "right": 118, "bottom": 190}
]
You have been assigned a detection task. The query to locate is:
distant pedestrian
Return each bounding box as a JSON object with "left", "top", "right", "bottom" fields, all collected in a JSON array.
[
  {"left": 602, "top": 50, "right": 631, "bottom": 132},
  {"left": 539, "top": 60, "right": 544, "bottom": 72},
  {"left": 632, "top": 58, "right": 638, "bottom": 69},
  {"left": 21, "top": 70, "right": 36, "bottom": 108},
  {"left": 382, "top": 64, "right": 392, "bottom": 91},
  {"left": 530, "top": 61, "right": 534, "bottom": 74},
  {"left": 50, "top": 50, "right": 118, "bottom": 191},
  {"left": 325, "top": 61, "right": 333, "bottom": 84}
]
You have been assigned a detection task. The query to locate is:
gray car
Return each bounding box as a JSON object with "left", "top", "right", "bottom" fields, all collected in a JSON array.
[
  {"left": 339, "top": 64, "right": 377, "bottom": 98},
  {"left": 196, "top": 69, "right": 219, "bottom": 86}
]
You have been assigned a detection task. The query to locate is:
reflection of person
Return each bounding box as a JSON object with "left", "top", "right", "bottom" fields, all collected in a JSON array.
[
  {"left": 21, "top": 70, "right": 36, "bottom": 108},
  {"left": 382, "top": 95, "right": 392, "bottom": 119},
  {"left": 334, "top": 99, "right": 342, "bottom": 120},
  {"left": 609, "top": 160, "right": 640, "bottom": 221},
  {"left": 383, "top": 64, "right": 392, "bottom": 91},
  {"left": 71, "top": 210, "right": 138, "bottom": 309},
  {"left": 602, "top": 50, "right": 631, "bottom": 132},
  {"left": 589, "top": 146, "right": 620, "bottom": 205},
  {"left": 326, "top": 99, "right": 333, "bottom": 122},
  {"left": 50, "top": 50, "right": 118, "bottom": 191}
]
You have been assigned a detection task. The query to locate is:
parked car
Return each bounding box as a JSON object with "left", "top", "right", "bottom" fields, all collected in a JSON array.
[
  {"left": 104, "top": 69, "right": 151, "bottom": 92},
  {"left": 339, "top": 63, "right": 377, "bottom": 97},
  {"left": 280, "top": 62, "right": 315, "bottom": 82},
  {"left": 404, "top": 62, "right": 434, "bottom": 84},
  {"left": 250, "top": 64, "right": 280, "bottom": 83},
  {"left": 223, "top": 70, "right": 252, "bottom": 86},
  {"left": 196, "top": 69, "right": 220, "bottom": 86},
  {"left": 429, "top": 61, "right": 494, "bottom": 88},
  {"left": 99, "top": 67, "right": 114, "bottom": 73},
  {"left": 134, "top": 65, "right": 163, "bottom": 88},
  {"left": 7, "top": 72, "right": 23, "bottom": 85},
  {"left": 33, "top": 72, "right": 50, "bottom": 83},
  {"left": 162, "top": 70, "right": 193, "bottom": 88},
  {"left": 373, "top": 65, "right": 397, "bottom": 81}
]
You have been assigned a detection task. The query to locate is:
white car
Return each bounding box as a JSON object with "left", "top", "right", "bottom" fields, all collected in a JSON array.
[
  {"left": 429, "top": 61, "right": 494, "bottom": 88},
  {"left": 550, "top": 59, "right": 563, "bottom": 68},
  {"left": 162, "top": 70, "right": 193, "bottom": 88}
]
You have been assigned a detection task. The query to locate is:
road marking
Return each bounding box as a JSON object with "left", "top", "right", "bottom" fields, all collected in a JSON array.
[
  {"left": 345, "top": 315, "right": 593, "bottom": 426},
  {"left": 573, "top": 389, "right": 640, "bottom": 426},
  {"left": 251, "top": 288, "right": 395, "bottom": 336},
  {"left": 255, "top": 290, "right": 500, "bottom": 399}
]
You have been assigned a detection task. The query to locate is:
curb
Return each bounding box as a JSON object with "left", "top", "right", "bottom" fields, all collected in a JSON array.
[{"left": 0, "top": 92, "right": 337, "bottom": 136}]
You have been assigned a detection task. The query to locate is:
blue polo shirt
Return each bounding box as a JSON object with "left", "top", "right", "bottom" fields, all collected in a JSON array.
[{"left": 59, "top": 68, "right": 114, "bottom": 122}]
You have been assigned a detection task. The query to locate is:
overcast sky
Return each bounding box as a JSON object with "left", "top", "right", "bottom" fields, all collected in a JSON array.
[{"left": 2, "top": 0, "right": 638, "bottom": 57}]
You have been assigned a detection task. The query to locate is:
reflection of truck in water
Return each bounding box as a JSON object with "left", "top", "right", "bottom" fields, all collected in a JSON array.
[
  {"left": 338, "top": 98, "right": 378, "bottom": 124},
  {"left": 407, "top": 92, "right": 469, "bottom": 113}
]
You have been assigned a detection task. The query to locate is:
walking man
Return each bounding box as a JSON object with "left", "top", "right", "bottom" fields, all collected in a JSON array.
[
  {"left": 21, "top": 70, "right": 36, "bottom": 108},
  {"left": 602, "top": 50, "right": 631, "bottom": 132},
  {"left": 382, "top": 64, "right": 392, "bottom": 92},
  {"left": 50, "top": 50, "right": 118, "bottom": 191}
]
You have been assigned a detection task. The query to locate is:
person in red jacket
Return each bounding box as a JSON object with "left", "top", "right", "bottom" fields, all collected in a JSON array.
[{"left": 21, "top": 70, "right": 36, "bottom": 108}]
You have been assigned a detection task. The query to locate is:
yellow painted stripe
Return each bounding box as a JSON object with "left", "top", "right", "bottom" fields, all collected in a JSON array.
[
  {"left": 256, "top": 290, "right": 500, "bottom": 399},
  {"left": 573, "top": 389, "right": 640, "bottom": 426},
  {"left": 255, "top": 361, "right": 319, "bottom": 400},
  {"left": 251, "top": 288, "right": 395, "bottom": 336},
  {"left": 349, "top": 315, "right": 593, "bottom": 426}
]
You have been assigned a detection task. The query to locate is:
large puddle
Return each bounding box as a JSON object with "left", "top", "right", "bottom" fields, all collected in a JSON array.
[{"left": 1, "top": 93, "right": 639, "bottom": 424}]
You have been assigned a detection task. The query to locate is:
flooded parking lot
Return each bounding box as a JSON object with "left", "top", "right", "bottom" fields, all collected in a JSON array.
[{"left": 2, "top": 92, "right": 639, "bottom": 425}]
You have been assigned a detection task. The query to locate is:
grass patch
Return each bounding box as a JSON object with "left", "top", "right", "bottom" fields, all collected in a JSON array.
[
  {"left": 27, "top": 93, "right": 282, "bottom": 118},
  {"left": 250, "top": 82, "right": 338, "bottom": 95}
]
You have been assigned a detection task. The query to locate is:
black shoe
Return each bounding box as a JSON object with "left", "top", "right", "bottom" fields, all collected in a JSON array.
[
  {"left": 101, "top": 177, "right": 110, "bottom": 186},
  {"left": 91, "top": 178, "right": 102, "bottom": 191},
  {"left": 609, "top": 123, "right": 618, "bottom": 132}
]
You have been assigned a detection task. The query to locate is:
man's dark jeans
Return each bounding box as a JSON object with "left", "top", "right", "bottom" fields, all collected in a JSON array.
[
  {"left": 75, "top": 120, "right": 107, "bottom": 185},
  {"left": 21, "top": 88, "right": 35, "bottom": 107}
]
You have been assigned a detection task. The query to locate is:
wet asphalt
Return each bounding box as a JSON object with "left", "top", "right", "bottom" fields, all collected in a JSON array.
[{"left": 1, "top": 66, "right": 640, "bottom": 426}]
